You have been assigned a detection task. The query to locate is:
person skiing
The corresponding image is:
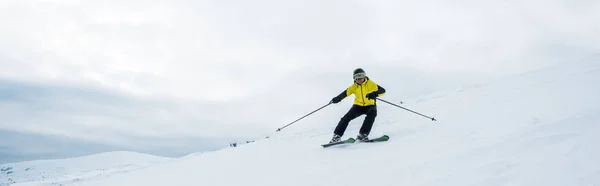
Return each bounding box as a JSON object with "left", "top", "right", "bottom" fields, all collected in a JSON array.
[{"left": 328, "top": 68, "right": 386, "bottom": 143}]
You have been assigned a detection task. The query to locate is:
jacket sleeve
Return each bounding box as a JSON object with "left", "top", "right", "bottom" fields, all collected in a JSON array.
[
  {"left": 334, "top": 84, "right": 356, "bottom": 100},
  {"left": 376, "top": 85, "right": 386, "bottom": 96},
  {"left": 368, "top": 80, "right": 385, "bottom": 96},
  {"left": 345, "top": 84, "right": 357, "bottom": 96},
  {"left": 334, "top": 90, "right": 346, "bottom": 100}
]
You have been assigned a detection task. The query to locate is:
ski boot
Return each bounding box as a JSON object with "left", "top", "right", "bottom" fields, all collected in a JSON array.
[
  {"left": 357, "top": 133, "right": 369, "bottom": 142},
  {"left": 329, "top": 134, "right": 342, "bottom": 143}
]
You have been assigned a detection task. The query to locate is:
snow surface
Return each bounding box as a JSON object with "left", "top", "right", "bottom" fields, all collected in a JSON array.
[
  {"left": 8, "top": 58, "right": 600, "bottom": 186},
  {"left": 1, "top": 151, "right": 170, "bottom": 186}
]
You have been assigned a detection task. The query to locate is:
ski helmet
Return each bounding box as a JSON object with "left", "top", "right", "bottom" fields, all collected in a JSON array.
[{"left": 353, "top": 68, "right": 366, "bottom": 81}]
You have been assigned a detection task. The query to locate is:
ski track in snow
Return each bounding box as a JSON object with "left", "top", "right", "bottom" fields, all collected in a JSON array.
[{"left": 7, "top": 59, "right": 600, "bottom": 186}]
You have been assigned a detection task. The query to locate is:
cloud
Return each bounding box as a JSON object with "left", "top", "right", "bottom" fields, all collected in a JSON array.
[
  {"left": 363, "top": 0, "right": 600, "bottom": 73},
  {"left": 2, "top": 0, "right": 598, "bottom": 101},
  {"left": 0, "top": 79, "right": 249, "bottom": 163},
  {"left": 0, "top": 79, "right": 253, "bottom": 145}
]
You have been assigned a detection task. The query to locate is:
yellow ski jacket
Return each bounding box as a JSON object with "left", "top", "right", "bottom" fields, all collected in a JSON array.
[{"left": 334, "top": 77, "right": 386, "bottom": 106}]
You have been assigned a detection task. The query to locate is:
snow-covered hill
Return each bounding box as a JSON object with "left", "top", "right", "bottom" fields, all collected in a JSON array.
[
  {"left": 11, "top": 58, "right": 600, "bottom": 186},
  {"left": 1, "top": 151, "right": 170, "bottom": 186}
]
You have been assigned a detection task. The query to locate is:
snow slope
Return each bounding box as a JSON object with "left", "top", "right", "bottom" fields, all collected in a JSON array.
[
  {"left": 14, "top": 58, "right": 600, "bottom": 186},
  {"left": 1, "top": 151, "right": 170, "bottom": 186}
]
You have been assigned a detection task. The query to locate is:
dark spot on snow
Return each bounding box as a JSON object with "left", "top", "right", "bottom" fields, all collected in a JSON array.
[
  {"left": 5, "top": 171, "right": 12, "bottom": 175},
  {"left": 25, "top": 168, "right": 32, "bottom": 171},
  {"left": 1, "top": 167, "right": 13, "bottom": 172}
]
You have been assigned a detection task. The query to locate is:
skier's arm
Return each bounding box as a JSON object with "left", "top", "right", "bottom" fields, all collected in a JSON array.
[
  {"left": 376, "top": 85, "right": 386, "bottom": 96},
  {"left": 330, "top": 90, "right": 346, "bottom": 103},
  {"left": 345, "top": 84, "right": 357, "bottom": 96},
  {"left": 366, "top": 81, "right": 385, "bottom": 99},
  {"left": 331, "top": 84, "right": 356, "bottom": 103},
  {"left": 334, "top": 90, "right": 346, "bottom": 100},
  {"left": 335, "top": 84, "right": 356, "bottom": 100}
]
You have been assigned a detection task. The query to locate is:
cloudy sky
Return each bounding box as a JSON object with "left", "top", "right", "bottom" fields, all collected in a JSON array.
[{"left": 1, "top": 0, "right": 599, "bottom": 163}]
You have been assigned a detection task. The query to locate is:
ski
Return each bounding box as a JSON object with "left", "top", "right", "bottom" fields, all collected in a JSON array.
[
  {"left": 357, "top": 135, "right": 389, "bottom": 143},
  {"left": 321, "top": 138, "right": 356, "bottom": 148},
  {"left": 321, "top": 135, "right": 389, "bottom": 148}
]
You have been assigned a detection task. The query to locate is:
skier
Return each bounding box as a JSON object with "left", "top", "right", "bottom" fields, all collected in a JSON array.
[{"left": 329, "top": 68, "right": 386, "bottom": 143}]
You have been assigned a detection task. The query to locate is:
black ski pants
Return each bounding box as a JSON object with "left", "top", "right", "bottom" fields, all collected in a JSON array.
[{"left": 334, "top": 104, "right": 377, "bottom": 136}]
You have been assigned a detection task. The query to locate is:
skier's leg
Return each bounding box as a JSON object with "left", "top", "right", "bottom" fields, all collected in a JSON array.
[
  {"left": 333, "top": 105, "right": 363, "bottom": 136},
  {"left": 359, "top": 105, "right": 377, "bottom": 137}
]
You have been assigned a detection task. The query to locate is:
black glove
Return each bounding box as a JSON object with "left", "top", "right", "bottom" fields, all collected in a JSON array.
[
  {"left": 366, "top": 92, "right": 378, "bottom": 100},
  {"left": 330, "top": 96, "right": 343, "bottom": 104}
]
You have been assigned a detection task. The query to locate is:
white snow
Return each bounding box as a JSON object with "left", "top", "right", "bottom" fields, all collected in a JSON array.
[
  {"left": 1, "top": 151, "right": 171, "bottom": 186},
  {"left": 8, "top": 58, "right": 600, "bottom": 186}
]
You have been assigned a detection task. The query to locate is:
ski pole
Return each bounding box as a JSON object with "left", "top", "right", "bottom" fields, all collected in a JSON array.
[
  {"left": 376, "top": 98, "right": 437, "bottom": 121},
  {"left": 276, "top": 102, "right": 332, "bottom": 132}
]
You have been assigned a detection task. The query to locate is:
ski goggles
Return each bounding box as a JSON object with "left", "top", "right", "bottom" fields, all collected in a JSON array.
[{"left": 353, "top": 72, "right": 366, "bottom": 81}]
